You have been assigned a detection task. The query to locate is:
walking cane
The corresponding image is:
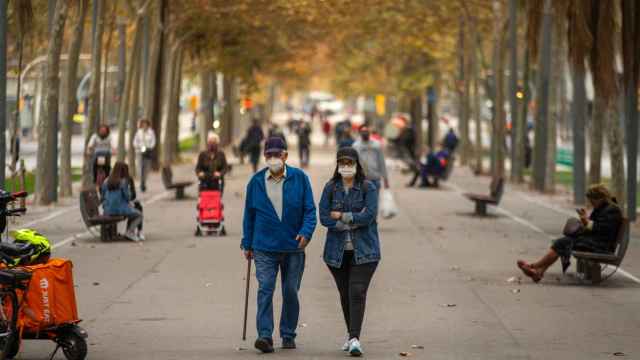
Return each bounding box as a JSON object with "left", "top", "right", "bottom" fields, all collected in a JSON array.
[{"left": 242, "top": 258, "right": 251, "bottom": 341}]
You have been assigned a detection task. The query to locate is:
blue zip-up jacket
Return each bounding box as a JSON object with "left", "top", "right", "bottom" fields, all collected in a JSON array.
[
  {"left": 242, "top": 165, "right": 317, "bottom": 252},
  {"left": 319, "top": 179, "right": 381, "bottom": 268}
]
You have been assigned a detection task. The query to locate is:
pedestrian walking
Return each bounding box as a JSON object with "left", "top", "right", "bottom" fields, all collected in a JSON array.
[
  {"left": 244, "top": 119, "right": 265, "bottom": 173},
  {"left": 133, "top": 118, "right": 156, "bottom": 193},
  {"left": 195, "top": 133, "right": 228, "bottom": 192},
  {"left": 297, "top": 121, "right": 312, "bottom": 168},
  {"left": 86, "top": 124, "right": 114, "bottom": 187},
  {"left": 101, "top": 162, "right": 144, "bottom": 242},
  {"left": 241, "top": 137, "right": 317, "bottom": 353},
  {"left": 442, "top": 128, "right": 459, "bottom": 153},
  {"left": 319, "top": 146, "right": 380, "bottom": 357},
  {"left": 353, "top": 125, "right": 389, "bottom": 195}
]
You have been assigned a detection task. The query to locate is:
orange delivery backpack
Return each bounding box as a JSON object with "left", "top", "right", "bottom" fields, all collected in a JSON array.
[{"left": 16, "top": 258, "right": 79, "bottom": 331}]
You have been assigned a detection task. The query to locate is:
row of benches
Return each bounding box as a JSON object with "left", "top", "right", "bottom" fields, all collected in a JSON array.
[{"left": 79, "top": 167, "right": 194, "bottom": 242}]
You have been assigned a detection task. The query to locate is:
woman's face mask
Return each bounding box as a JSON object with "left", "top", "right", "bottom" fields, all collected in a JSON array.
[{"left": 338, "top": 165, "right": 357, "bottom": 178}]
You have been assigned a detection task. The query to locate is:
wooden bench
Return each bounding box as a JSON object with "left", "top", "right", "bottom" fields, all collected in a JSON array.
[
  {"left": 79, "top": 189, "right": 127, "bottom": 241},
  {"left": 463, "top": 177, "right": 505, "bottom": 216},
  {"left": 162, "top": 167, "right": 194, "bottom": 199},
  {"left": 573, "top": 218, "right": 630, "bottom": 284}
]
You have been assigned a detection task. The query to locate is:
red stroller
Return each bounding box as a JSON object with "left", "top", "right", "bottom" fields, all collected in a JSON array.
[{"left": 195, "top": 189, "right": 226, "bottom": 236}]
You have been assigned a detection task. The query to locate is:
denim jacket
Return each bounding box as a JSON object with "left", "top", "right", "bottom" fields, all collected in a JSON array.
[{"left": 319, "top": 179, "right": 381, "bottom": 267}]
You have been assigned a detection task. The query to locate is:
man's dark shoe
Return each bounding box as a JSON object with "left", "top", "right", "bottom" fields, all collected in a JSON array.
[
  {"left": 255, "top": 338, "right": 274, "bottom": 353},
  {"left": 281, "top": 338, "right": 296, "bottom": 349}
]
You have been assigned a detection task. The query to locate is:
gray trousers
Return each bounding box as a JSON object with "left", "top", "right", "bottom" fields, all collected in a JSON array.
[{"left": 138, "top": 154, "right": 152, "bottom": 190}]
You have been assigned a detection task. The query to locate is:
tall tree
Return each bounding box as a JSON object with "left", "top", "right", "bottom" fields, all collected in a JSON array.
[
  {"left": 531, "top": 0, "right": 553, "bottom": 192},
  {"left": 492, "top": 1, "right": 507, "bottom": 179},
  {"left": 35, "top": 0, "right": 68, "bottom": 204},
  {"left": 82, "top": 0, "right": 104, "bottom": 188},
  {"left": 458, "top": 17, "right": 470, "bottom": 165},
  {"left": 198, "top": 70, "right": 214, "bottom": 151},
  {"left": 60, "top": 0, "right": 89, "bottom": 197},
  {"left": 508, "top": 0, "right": 522, "bottom": 181},
  {"left": 622, "top": 0, "right": 640, "bottom": 221}
]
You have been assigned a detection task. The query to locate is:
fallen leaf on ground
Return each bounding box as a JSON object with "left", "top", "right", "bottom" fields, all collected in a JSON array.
[
  {"left": 70, "top": 241, "right": 77, "bottom": 247},
  {"left": 440, "top": 303, "right": 457, "bottom": 307},
  {"left": 205, "top": 283, "right": 212, "bottom": 287},
  {"left": 92, "top": 282, "right": 100, "bottom": 286},
  {"left": 235, "top": 347, "right": 247, "bottom": 351},
  {"left": 511, "top": 289, "right": 521, "bottom": 294},
  {"left": 613, "top": 352, "right": 626, "bottom": 356},
  {"left": 437, "top": 226, "right": 445, "bottom": 231},
  {"left": 411, "top": 345, "right": 424, "bottom": 349},
  {"left": 507, "top": 276, "right": 521, "bottom": 284},
  {"left": 399, "top": 352, "right": 412, "bottom": 357},
  {"left": 449, "top": 266, "right": 461, "bottom": 271}
]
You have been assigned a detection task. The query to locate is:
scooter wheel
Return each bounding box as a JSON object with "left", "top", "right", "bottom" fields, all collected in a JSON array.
[
  {"left": 59, "top": 331, "right": 88, "bottom": 360},
  {"left": 4, "top": 335, "right": 19, "bottom": 359},
  {"left": 220, "top": 226, "right": 227, "bottom": 236},
  {"left": 194, "top": 227, "right": 202, "bottom": 237}
]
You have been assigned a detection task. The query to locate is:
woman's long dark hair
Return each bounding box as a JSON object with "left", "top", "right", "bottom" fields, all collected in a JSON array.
[
  {"left": 107, "top": 162, "right": 131, "bottom": 190},
  {"left": 331, "top": 159, "right": 366, "bottom": 185}
]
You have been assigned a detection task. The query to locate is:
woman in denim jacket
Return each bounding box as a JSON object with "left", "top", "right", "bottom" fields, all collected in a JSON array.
[{"left": 319, "top": 146, "right": 380, "bottom": 357}]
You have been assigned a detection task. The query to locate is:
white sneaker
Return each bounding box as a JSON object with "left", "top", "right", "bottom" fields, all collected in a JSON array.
[
  {"left": 125, "top": 232, "right": 140, "bottom": 242},
  {"left": 348, "top": 338, "right": 362, "bottom": 357},
  {"left": 342, "top": 336, "right": 350, "bottom": 351},
  {"left": 137, "top": 232, "right": 146, "bottom": 241}
]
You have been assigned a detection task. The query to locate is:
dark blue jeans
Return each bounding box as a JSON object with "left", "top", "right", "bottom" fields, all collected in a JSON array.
[{"left": 254, "top": 250, "right": 306, "bottom": 340}]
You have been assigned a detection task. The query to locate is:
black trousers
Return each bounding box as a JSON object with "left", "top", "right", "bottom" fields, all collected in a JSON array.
[{"left": 328, "top": 251, "right": 378, "bottom": 339}]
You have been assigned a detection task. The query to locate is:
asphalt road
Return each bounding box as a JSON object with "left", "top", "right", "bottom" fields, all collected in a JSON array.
[{"left": 8, "top": 145, "right": 640, "bottom": 360}]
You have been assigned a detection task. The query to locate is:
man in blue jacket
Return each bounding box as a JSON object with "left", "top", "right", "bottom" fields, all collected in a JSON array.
[{"left": 242, "top": 137, "right": 317, "bottom": 353}]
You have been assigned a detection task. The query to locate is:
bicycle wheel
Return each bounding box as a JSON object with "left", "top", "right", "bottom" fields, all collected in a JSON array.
[{"left": 0, "top": 290, "right": 18, "bottom": 360}]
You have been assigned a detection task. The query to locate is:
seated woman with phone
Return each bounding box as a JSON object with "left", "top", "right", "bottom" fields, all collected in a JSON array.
[{"left": 517, "top": 184, "right": 622, "bottom": 283}]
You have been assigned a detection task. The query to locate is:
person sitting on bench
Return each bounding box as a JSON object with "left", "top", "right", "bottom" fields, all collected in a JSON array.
[
  {"left": 101, "top": 162, "right": 144, "bottom": 242},
  {"left": 196, "top": 133, "right": 228, "bottom": 193},
  {"left": 517, "top": 184, "right": 622, "bottom": 283},
  {"left": 407, "top": 145, "right": 450, "bottom": 188}
]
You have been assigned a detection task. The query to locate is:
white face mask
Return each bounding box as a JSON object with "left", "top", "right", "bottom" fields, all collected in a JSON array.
[
  {"left": 267, "top": 157, "right": 284, "bottom": 173},
  {"left": 338, "top": 165, "right": 357, "bottom": 178}
]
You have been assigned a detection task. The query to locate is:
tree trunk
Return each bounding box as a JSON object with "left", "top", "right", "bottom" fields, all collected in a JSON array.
[
  {"left": 117, "top": 18, "right": 143, "bottom": 162},
  {"left": 514, "top": 44, "right": 530, "bottom": 183},
  {"left": 622, "top": 0, "right": 640, "bottom": 221},
  {"left": 149, "top": 0, "right": 168, "bottom": 170},
  {"left": 607, "top": 102, "right": 626, "bottom": 211},
  {"left": 571, "top": 63, "right": 587, "bottom": 205},
  {"left": 410, "top": 95, "right": 423, "bottom": 154},
  {"left": 508, "top": 0, "right": 520, "bottom": 180},
  {"left": 588, "top": 95, "right": 605, "bottom": 184},
  {"left": 127, "top": 49, "right": 142, "bottom": 177},
  {"left": 470, "top": 32, "right": 483, "bottom": 175},
  {"left": 171, "top": 45, "right": 184, "bottom": 161},
  {"left": 458, "top": 17, "right": 470, "bottom": 165},
  {"left": 82, "top": 0, "right": 104, "bottom": 189},
  {"left": 198, "top": 69, "right": 213, "bottom": 151},
  {"left": 36, "top": 0, "right": 68, "bottom": 204},
  {"left": 265, "top": 81, "right": 277, "bottom": 124},
  {"left": 532, "top": 0, "right": 553, "bottom": 192},
  {"left": 60, "top": 0, "right": 88, "bottom": 197},
  {"left": 492, "top": 1, "right": 507, "bottom": 179},
  {"left": 221, "top": 75, "right": 234, "bottom": 147},
  {"left": 161, "top": 40, "right": 180, "bottom": 167},
  {"left": 545, "top": 18, "right": 566, "bottom": 193}
]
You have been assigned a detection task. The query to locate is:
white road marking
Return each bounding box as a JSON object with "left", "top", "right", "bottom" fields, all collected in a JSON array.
[
  {"left": 20, "top": 206, "right": 78, "bottom": 228},
  {"left": 448, "top": 182, "right": 640, "bottom": 285}
]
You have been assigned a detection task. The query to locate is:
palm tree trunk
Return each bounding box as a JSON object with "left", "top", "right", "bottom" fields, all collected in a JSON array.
[
  {"left": 82, "top": 0, "right": 104, "bottom": 189},
  {"left": 60, "top": 0, "right": 88, "bottom": 197},
  {"left": 36, "top": 0, "right": 68, "bottom": 204}
]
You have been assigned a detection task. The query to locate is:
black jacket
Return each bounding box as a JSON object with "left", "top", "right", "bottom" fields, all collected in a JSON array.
[{"left": 587, "top": 202, "right": 623, "bottom": 251}]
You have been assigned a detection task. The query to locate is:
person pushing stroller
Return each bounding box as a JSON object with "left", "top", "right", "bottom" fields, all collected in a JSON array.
[{"left": 196, "top": 133, "right": 228, "bottom": 192}]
